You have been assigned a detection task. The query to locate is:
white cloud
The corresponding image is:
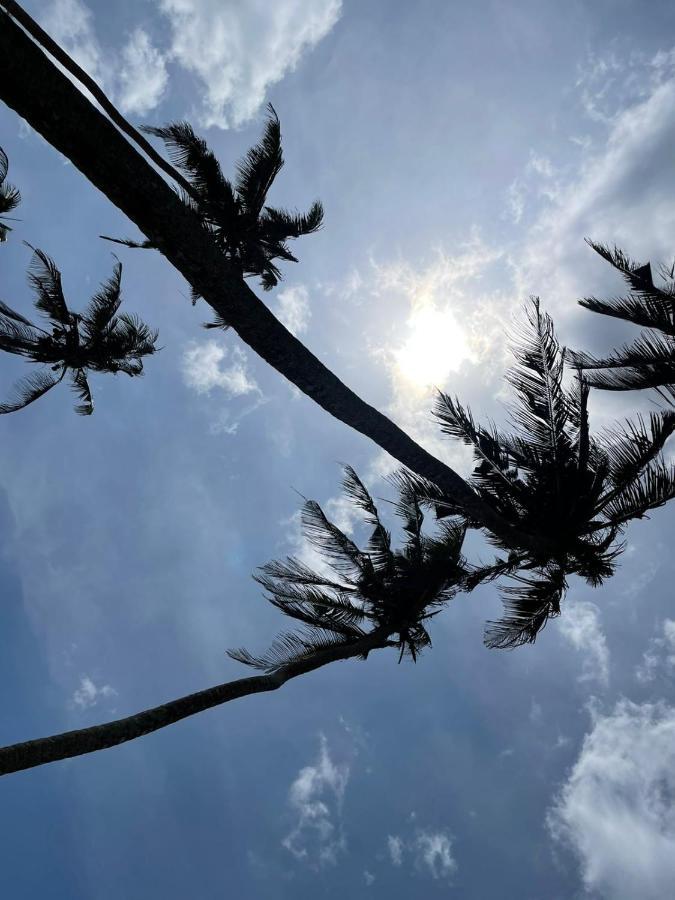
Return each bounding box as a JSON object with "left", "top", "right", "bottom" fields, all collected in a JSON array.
[
  {"left": 547, "top": 699, "right": 675, "bottom": 900},
  {"left": 71, "top": 675, "right": 117, "bottom": 710},
  {"left": 181, "top": 340, "right": 260, "bottom": 396},
  {"left": 414, "top": 830, "right": 457, "bottom": 880},
  {"left": 282, "top": 734, "right": 349, "bottom": 867},
  {"left": 117, "top": 28, "right": 168, "bottom": 115},
  {"left": 558, "top": 599, "right": 610, "bottom": 688},
  {"left": 386, "top": 827, "right": 456, "bottom": 881},
  {"left": 363, "top": 870, "right": 375, "bottom": 886},
  {"left": 275, "top": 285, "right": 311, "bottom": 336},
  {"left": 636, "top": 618, "right": 675, "bottom": 683},
  {"left": 157, "top": 0, "right": 343, "bottom": 128},
  {"left": 387, "top": 834, "right": 404, "bottom": 866}
]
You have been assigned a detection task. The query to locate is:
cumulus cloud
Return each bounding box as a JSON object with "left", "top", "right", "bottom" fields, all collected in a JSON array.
[
  {"left": 547, "top": 699, "right": 675, "bottom": 900},
  {"left": 558, "top": 599, "right": 610, "bottom": 687},
  {"left": 181, "top": 340, "right": 260, "bottom": 397},
  {"left": 636, "top": 618, "right": 675, "bottom": 683},
  {"left": 275, "top": 285, "right": 311, "bottom": 336},
  {"left": 157, "top": 0, "right": 343, "bottom": 128},
  {"left": 387, "top": 834, "right": 404, "bottom": 866},
  {"left": 282, "top": 734, "right": 349, "bottom": 867},
  {"left": 117, "top": 28, "right": 168, "bottom": 115},
  {"left": 71, "top": 675, "right": 117, "bottom": 710}
]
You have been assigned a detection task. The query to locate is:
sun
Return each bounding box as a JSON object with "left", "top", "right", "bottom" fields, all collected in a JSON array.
[{"left": 394, "top": 306, "right": 474, "bottom": 388}]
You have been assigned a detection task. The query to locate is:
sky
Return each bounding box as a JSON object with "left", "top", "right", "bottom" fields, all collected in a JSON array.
[{"left": 2, "top": 0, "right": 675, "bottom": 897}]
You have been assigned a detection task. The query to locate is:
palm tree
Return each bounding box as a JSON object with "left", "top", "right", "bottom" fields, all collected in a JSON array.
[
  {"left": 0, "top": 246, "right": 158, "bottom": 414},
  {"left": 0, "top": 146, "right": 20, "bottom": 241},
  {"left": 0, "top": 467, "right": 468, "bottom": 775},
  {"left": 106, "top": 104, "right": 323, "bottom": 308},
  {"left": 568, "top": 240, "right": 675, "bottom": 400},
  {"left": 406, "top": 297, "right": 675, "bottom": 649}
]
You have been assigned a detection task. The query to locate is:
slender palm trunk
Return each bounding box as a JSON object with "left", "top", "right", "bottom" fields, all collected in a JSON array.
[
  {"left": 0, "top": 630, "right": 392, "bottom": 776},
  {"left": 0, "top": 7, "right": 551, "bottom": 556}
]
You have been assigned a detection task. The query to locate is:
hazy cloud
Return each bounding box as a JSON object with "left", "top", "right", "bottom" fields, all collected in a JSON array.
[
  {"left": 117, "top": 28, "right": 168, "bottom": 115},
  {"left": 71, "top": 675, "right": 117, "bottom": 710},
  {"left": 182, "top": 340, "right": 260, "bottom": 397},
  {"left": 558, "top": 599, "right": 610, "bottom": 688}
]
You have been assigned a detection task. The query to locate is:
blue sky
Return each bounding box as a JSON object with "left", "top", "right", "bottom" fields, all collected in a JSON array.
[{"left": 2, "top": 0, "right": 675, "bottom": 897}]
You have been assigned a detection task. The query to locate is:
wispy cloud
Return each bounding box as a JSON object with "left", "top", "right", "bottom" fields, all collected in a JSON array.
[
  {"left": 547, "top": 699, "right": 675, "bottom": 900},
  {"left": 275, "top": 285, "right": 311, "bottom": 336},
  {"left": 282, "top": 733, "right": 350, "bottom": 867},
  {"left": 386, "top": 824, "right": 456, "bottom": 881},
  {"left": 157, "top": 0, "right": 343, "bottom": 128},
  {"left": 181, "top": 340, "right": 261, "bottom": 397},
  {"left": 71, "top": 675, "right": 117, "bottom": 710},
  {"left": 117, "top": 28, "right": 168, "bottom": 115},
  {"left": 636, "top": 618, "right": 675, "bottom": 683},
  {"left": 558, "top": 599, "right": 610, "bottom": 688}
]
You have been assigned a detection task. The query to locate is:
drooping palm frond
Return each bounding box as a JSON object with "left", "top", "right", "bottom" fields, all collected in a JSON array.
[
  {"left": 116, "top": 104, "right": 323, "bottom": 295},
  {"left": 0, "top": 147, "right": 21, "bottom": 242},
  {"left": 227, "top": 628, "right": 360, "bottom": 674},
  {"left": 0, "top": 248, "right": 158, "bottom": 414},
  {"left": 484, "top": 568, "right": 566, "bottom": 650},
  {"left": 570, "top": 240, "right": 675, "bottom": 396},
  {"left": 229, "top": 466, "right": 469, "bottom": 670}
]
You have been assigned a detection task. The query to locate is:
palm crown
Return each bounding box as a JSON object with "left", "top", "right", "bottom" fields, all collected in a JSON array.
[
  {"left": 569, "top": 240, "right": 675, "bottom": 400},
  {"left": 228, "top": 465, "right": 468, "bottom": 672},
  {"left": 0, "top": 147, "right": 20, "bottom": 242},
  {"left": 0, "top": 247, "right": 158, "bottom": 414},
  {"left": 415, "top": 297, "right": 675, "bottom": 649},
  {"left": 110, "top": 104, "right": 323, "bottom": 305}
]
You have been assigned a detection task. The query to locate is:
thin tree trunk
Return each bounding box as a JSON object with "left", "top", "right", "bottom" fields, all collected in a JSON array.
[
  {"left": 0, "top": 7, "right": 550, "bottom": 555},
  {"left": 0, "top": 630, "right": 392, "bottom": 776}
]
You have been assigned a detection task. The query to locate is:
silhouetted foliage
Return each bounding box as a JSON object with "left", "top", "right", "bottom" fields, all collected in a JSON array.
[
  {"left": 0, "top": 147, "right": 20, "bottom": 242},
  {"left": 569, "top": 240, "right": 675, "bottom": 400},
  {"left": 105, "top": 104, "right": 323, "bottom": 311},
  {"left": 399, "top": 298, "right": 675, "bottom": 649},
  {"left": 228, "top": 465, "right": 468, "bottom": 670},
  {"left": 0, "top": 246, "right": 158, "bottom": 414}
]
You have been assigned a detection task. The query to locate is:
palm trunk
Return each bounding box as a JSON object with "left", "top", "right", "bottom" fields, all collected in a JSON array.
[
  {"left": 0, "top": 7, "right": 550, "bottom": 556},
  {"left": 0, "top": 630, "right": 391, "bottom": 776}
]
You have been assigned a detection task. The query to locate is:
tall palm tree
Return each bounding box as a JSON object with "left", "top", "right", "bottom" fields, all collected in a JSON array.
[
  {"left": 106, "top": 104, "right": 323, "bottom": 308},
  {"left": 568, "top": 240, "right": 675, "bottom": 400},
  {"left": 406, "top": 297, "right": 675, "bottom": 649},
  {"left": 0, "top": 146, "right": 20, "bottom": 241},
  {"left": 0, "top": 246, "right": 158, "bottom": 414},
  {"left": 0, "top": 467, "right": 468, "bottom": 776}
]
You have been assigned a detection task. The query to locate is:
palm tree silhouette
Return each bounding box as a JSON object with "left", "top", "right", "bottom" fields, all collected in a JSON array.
[
  {"left": 0, "top": 147, "right": 20, "bottom": 242},
  {"left": 230, "top": 465, "right": 468, "bottom": 670},
  {"left": 568, "top": 240, "right": 675, "bottom": 400},
  {"left": 106, "top": 104, "right": 323, "bottom": 308},
  {"left": 0, "top": 467, "right": 468, "bottom": 775},
  {"left": 408, "top": 297, "right": 675, "bottom": 649},
  {"left": 0, "top": 246, "right": 158, "bottom": 414}
]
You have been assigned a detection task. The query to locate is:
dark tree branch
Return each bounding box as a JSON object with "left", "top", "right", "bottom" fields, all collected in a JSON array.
[
  {"left": 0, "top": 629, "right": 392, "bottom": 776},
  {"left": 0, "top": 7, "right": 553, "bottom": 556}
]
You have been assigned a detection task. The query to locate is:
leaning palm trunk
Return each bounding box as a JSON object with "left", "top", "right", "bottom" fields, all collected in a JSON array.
[
  {"left": 0, "top": 6, "right": 549, "bottom": 555},
  {"left": 0, "top": 628, "right": 391, "bottom": 776}
]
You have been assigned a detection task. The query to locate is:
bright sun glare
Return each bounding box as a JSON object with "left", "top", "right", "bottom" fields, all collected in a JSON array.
[{"left": 394, "top": 306, "right": 474, "bottom": 388}]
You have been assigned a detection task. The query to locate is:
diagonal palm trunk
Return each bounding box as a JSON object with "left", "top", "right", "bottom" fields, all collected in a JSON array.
[
  {"left": 0, "top": 629, "right": 393, "bottom": 776},
  {"left": 0, "top": 5, "right": 549, "bottom": 556}
]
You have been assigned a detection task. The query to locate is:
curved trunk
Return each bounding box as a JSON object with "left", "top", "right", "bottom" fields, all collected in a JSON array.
[
  {"left": 0, "top": 6, "right": 552, "bottom": 556},
  {"left": 0, "top": 630, "right": 391, "bottom": 776}
]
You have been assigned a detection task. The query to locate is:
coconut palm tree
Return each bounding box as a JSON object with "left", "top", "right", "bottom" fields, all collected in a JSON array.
[
  {"left": 105, "top": 104, "right": 323, "bottom": 309},
  {"left": 0, "top": 146, "right": 20, "bottom": 242},
  {"left": 0, "top": 467, "right": 469, "bottom": 775},
  {"left": 0, "top": 246, "right": 158, "bottom": 414},
  {"left": 404, "top": 297, "right": 675, "bottom": 649},
  {"left": 568, "top": 240, "right": 675, "bottom": 400}
]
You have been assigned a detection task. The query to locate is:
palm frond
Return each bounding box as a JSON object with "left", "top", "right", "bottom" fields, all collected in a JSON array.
[
  {"left": 585, "top": 240, "right": 663, "bottom": 299},
  {"left": 0, "top": 147, "right": 20, "bottom": 242},
  {"left": 227, "top": 628, "right": 357, "bottom": 674},
  {"left": 234, "top": 104, "right": 283, "bottom": 217},
  {"left": 25, "top": 245, "right": 70, "bottom": 324},
  {"left": 259, "top": 201, "right": 324, "bottom": 240},
  {"left": 484, "top": 569, "right": 566, "bottom": 650},
  {"left": 600, "top": 410, "right": 675, "bottom": 495},
  {"left": 603, "top": 461, "right": 675, "bottom": 525},
  {"left": 82, "top": 262, "right": 123, "bottom": 339},
  {"left": 70, "top": 368, "right": 93, "bottom": 415},
  {"left": 506, "top": 297, "right": 569, "bottom": 463},
  {"left": 0, "top": 368, "right": 64, "bottom": 414},
  {"left": 341, "top": 465, "right": 394, "bottom": 571},
  {"left": 301, "top": 499, "right": 367, "bottom": 577}
]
